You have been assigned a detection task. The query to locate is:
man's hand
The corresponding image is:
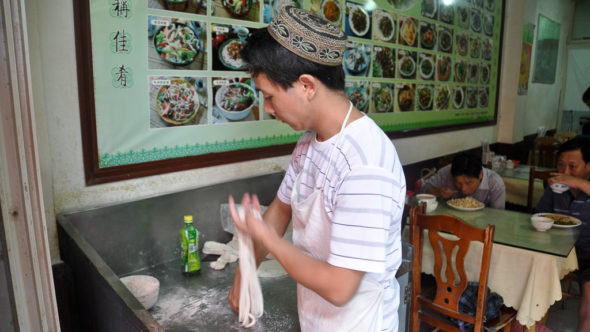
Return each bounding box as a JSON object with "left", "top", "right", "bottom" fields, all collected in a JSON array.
[
  {"left": 549, "top": 172, "right": 584, "bottom": 189},
  {"left": 228, "top": 267, "right": 241, "bottom": 312},
  {"left": 229, "top": 194, "right": 269, "bottom": 245}
]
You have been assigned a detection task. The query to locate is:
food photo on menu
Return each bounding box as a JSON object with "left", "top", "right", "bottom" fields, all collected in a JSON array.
[
  {"left": 457, "top": 5, "right": 469, "bottom": 29},
  {"left": 482, "top": 38, "right": 493, "bottom": 61},
  {"left": 211, "top": 0, "right": 260, "bottom": 22},
  {"left": 418, "top": 52, "right": 435, "bottom": 81},
  {"left": 148, "top": 0, "right": 207, "bottom": 15},
  {"left": 438, "top": 2, "right": 454, "bottom": 24},
  {"left": 211, "top": 24, "right": 251, "bottom": 71},
  {"left": 211, "top": 77, "right": 260, "bottom": 123},
  {"left": 436, "top": 55, "right": 451, "bottom": 82},
  {"left": 453, "top": 86, "right": 465, "bottom": 109},
  {"left": 480, "top": 63, "right": 490, "bottom": 84},
  {"left": 483, "top": 12, "right": 494, "bottom": 36},
  {"left": 372, "top": 45, "right": 396, "bottom": 78},
  {"left": 456, "top": 32, "right": 468, "bottom": 56},
  {"left": 434, "top": 85, "right": 451, "bottom": 110},
  {"left": 416, "top": 84, "right": 434, "bottom": 111},
  {"left": 419, "top": 21, "right": 436, "bottom": 50},
  {"left": 465, "top": 86, "right": 478, "bottom": 109},
  {"left": 454, "top": 60, "right": 467, "bottom": 83},
  {"left": 468, "top": 62, "right": 480, "bottom": 84},
  {"left": 148, "top": 76, "right": 208, "bottom": 128},
  {"left": 437, "top": 25, "right": 453, "bottom": 54},
  {"left": 471, "top": 8, "right": 482, "bottom": 33},
  {"left": 373, "top": 8, "right": 396, "bottom": 43},
  {"left": 345, "top": 81, "right": 370, "bottom": 113},
  {"left": 479, "top": 87, "right": 489, "bottom": 108},
  {"left": 420, "top": 0, "right": 437, "bottom": 20},
  {"left": 148, "top": 16, "right": 207, "bottom": 70},
  {"left": 398, "top": 15, "right": 418, "bottom": 48},
  {"left": 371, "top": 83, "right": 395, "bottom": 113},
  {"left": 343, "top": 41, "right": 371, "bottom": 77},
  {"left": 310, "top": 0, "right": 344, "bottom": 27},
  {"left": 397, "top": 49, "right": 417, "bottom": 80},
  {"left": 470, "top": 36, "right": 481, "bottom": 59},
  {"left": 263, "top": 0, "right": 302, "bottom": 24},
  {"left": 396, "top": 83, "right": 415, "bottom": 112},
  {"left": 345, "top": 1, "right": 372, "bottom": 39}
]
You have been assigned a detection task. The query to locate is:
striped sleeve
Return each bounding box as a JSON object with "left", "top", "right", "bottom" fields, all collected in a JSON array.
[{"left": 328, "top": 166, "right": 404, "bottom": 273}]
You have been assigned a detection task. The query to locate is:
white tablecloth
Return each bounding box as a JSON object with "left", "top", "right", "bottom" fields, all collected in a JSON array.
[
  {"left": 417, "top": 231, "right": 578, "bottom": 327},
  {"left": 502, "top": 176, "right": 545, "bottom": 207}
]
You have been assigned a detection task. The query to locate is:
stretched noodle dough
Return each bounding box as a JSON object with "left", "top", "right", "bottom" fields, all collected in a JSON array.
[{"left": 237, "top": 207, "right": 264, "bottom": 328}]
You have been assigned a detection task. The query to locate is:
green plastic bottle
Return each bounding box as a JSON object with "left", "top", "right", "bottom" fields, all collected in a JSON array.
[{"left": 180, "top": 215, "right": 201, "bottom": 275}]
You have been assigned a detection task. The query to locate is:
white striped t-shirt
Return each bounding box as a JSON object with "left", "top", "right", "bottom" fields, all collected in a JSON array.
[{"left": 277, "top": 115, "right": 406, "bottom": 332}]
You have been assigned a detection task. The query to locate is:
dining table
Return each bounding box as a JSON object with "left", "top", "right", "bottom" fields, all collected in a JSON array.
[
  {"left": 406, "top": 199, "right": 581, "bottom": 330},
  {"left": 496, "top": 164, "right": 554, "bottom": 208}
]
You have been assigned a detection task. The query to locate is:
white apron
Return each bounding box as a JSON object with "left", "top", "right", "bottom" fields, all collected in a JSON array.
[{"left": 290, "top": 102, "right": 384, "bottom": 331}]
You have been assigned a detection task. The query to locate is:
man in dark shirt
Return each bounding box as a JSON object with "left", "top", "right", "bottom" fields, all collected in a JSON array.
[{"left": 535, "top": 136, "right": 590, "bottom": 330}]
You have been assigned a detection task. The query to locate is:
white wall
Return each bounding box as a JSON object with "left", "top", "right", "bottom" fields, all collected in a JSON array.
[
  {"left": 25, "top": 0, "right": 549, "bottom": 261},
  {"left": 512, "top": 0, "right": 574, "bottom": 142},
  {"left": 572, "top": 0, "right": 590, "bottom": 40},
  {"left": 563, "top": 44, "right": 590, "bottom": 112}
]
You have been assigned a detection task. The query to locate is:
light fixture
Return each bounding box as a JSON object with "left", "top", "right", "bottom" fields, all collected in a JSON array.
[{"left": 364, "top": 0, "right": 377, "bottom": 12}]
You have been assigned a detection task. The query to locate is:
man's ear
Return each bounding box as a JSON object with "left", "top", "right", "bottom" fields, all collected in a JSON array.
[{"left": 298, "top": 74, "right": 317, "bottom": 99}]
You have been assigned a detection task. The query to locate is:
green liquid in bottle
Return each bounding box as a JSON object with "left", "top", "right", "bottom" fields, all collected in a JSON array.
[{"left": 180, "top": 215, "right": 201, "bottom": 275}]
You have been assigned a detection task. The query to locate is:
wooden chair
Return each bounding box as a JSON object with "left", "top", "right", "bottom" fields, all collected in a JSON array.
[
  {"left": 526, "top": 167, "right": 553, "bottom": 213},
  {"left": 409, "top": 204, "right": 516, "bottom": 332},
  {"left": 553, "top": 131, "right": 577, "bottom": 144},
  {"left": 529, "top": 137, "right": 560, "bottom": 168}
]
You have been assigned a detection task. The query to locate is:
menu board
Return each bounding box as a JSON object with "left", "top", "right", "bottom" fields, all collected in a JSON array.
[{"left": 76, "top": 0, "right": 503, "bottom": 181}]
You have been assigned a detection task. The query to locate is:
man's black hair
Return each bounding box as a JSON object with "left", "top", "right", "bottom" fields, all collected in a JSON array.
[
  {"left": 241, "top": 28, "right": 345, "bottom": 91},
  {"left": 451, "top": 154, "right": 483, "bottom": 178},
  {"left": 558, "top": 135, "right": 590, "bottom": 163},
  {"left": 583, "top": 87, "right": 590, "bottom": 104}
]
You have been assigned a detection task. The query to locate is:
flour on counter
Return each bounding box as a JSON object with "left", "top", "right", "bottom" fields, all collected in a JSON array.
[{"left": 150, "top": 286, "right": 237, "bottom": 329}]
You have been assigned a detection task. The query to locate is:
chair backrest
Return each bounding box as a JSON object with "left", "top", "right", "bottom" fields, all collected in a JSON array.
[
  {"left": 527, "top": 167, "right": 554, "bottom": 213},
  {"left": 530, "top": 137, "right": 560, "bottom": 168},
  {"left": 553, "top": 131, "right": 577, "bottom": 144},
  {"left": 409, "top": 203, "right": 495, "bottom": 332}
]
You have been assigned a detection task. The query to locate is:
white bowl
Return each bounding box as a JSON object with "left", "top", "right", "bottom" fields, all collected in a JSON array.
[
  {"left": 550, "top": 183, "right": 569, "bottom": 194},
  {"left": 424, "top": 200, "right": 438, "bottom": 213},
  {"left": 214, "top": 83, "right": 257, "bottom": 121},
  {"left": 416, "top": 193, "right": 436, "bottom": 203},
  {"left": 531, "top": 216, "right": 554, "bottom": 232},
  {"left": 120, "top": 275, "right": 160, "bottom": 309}
]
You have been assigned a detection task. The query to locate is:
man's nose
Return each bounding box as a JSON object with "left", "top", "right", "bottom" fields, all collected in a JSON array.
[{"left": 264, "top": 101, "right": 274, "bottom": 114}]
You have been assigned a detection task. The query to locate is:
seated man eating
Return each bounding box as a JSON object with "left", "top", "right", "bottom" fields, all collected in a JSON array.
[
  {"left": 534, "top": 135, "right": 590, "bottom": 331},
  {"left": 420, "top": 153, "right": 506, "bottom": 209}
]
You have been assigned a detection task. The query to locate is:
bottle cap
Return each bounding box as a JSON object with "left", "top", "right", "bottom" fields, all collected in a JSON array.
[{"left": 184, "top": 215, "right": 193, "bottom": 223}]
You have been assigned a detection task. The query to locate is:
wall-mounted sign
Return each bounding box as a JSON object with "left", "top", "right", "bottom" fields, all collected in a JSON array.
[{"left": 74, "top": 0, "right": 504, "bottom": 184}]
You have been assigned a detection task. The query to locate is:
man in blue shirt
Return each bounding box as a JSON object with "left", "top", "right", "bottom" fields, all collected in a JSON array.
[{"left": 535, "top": 135, "right": 590, "bottom": 330}]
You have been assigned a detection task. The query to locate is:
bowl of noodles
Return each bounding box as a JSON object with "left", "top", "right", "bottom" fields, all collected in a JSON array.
[
  {"left": 215, "top": 83, "right": 257, "bottom": 121},
  {"left": 153, "top": 22, "right": 201, "bottom": 66}
]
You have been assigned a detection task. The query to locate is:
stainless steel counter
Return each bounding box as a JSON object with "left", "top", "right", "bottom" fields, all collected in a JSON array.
[{"left": 140, "top": 259, "right": 298, "bottom": 331}]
